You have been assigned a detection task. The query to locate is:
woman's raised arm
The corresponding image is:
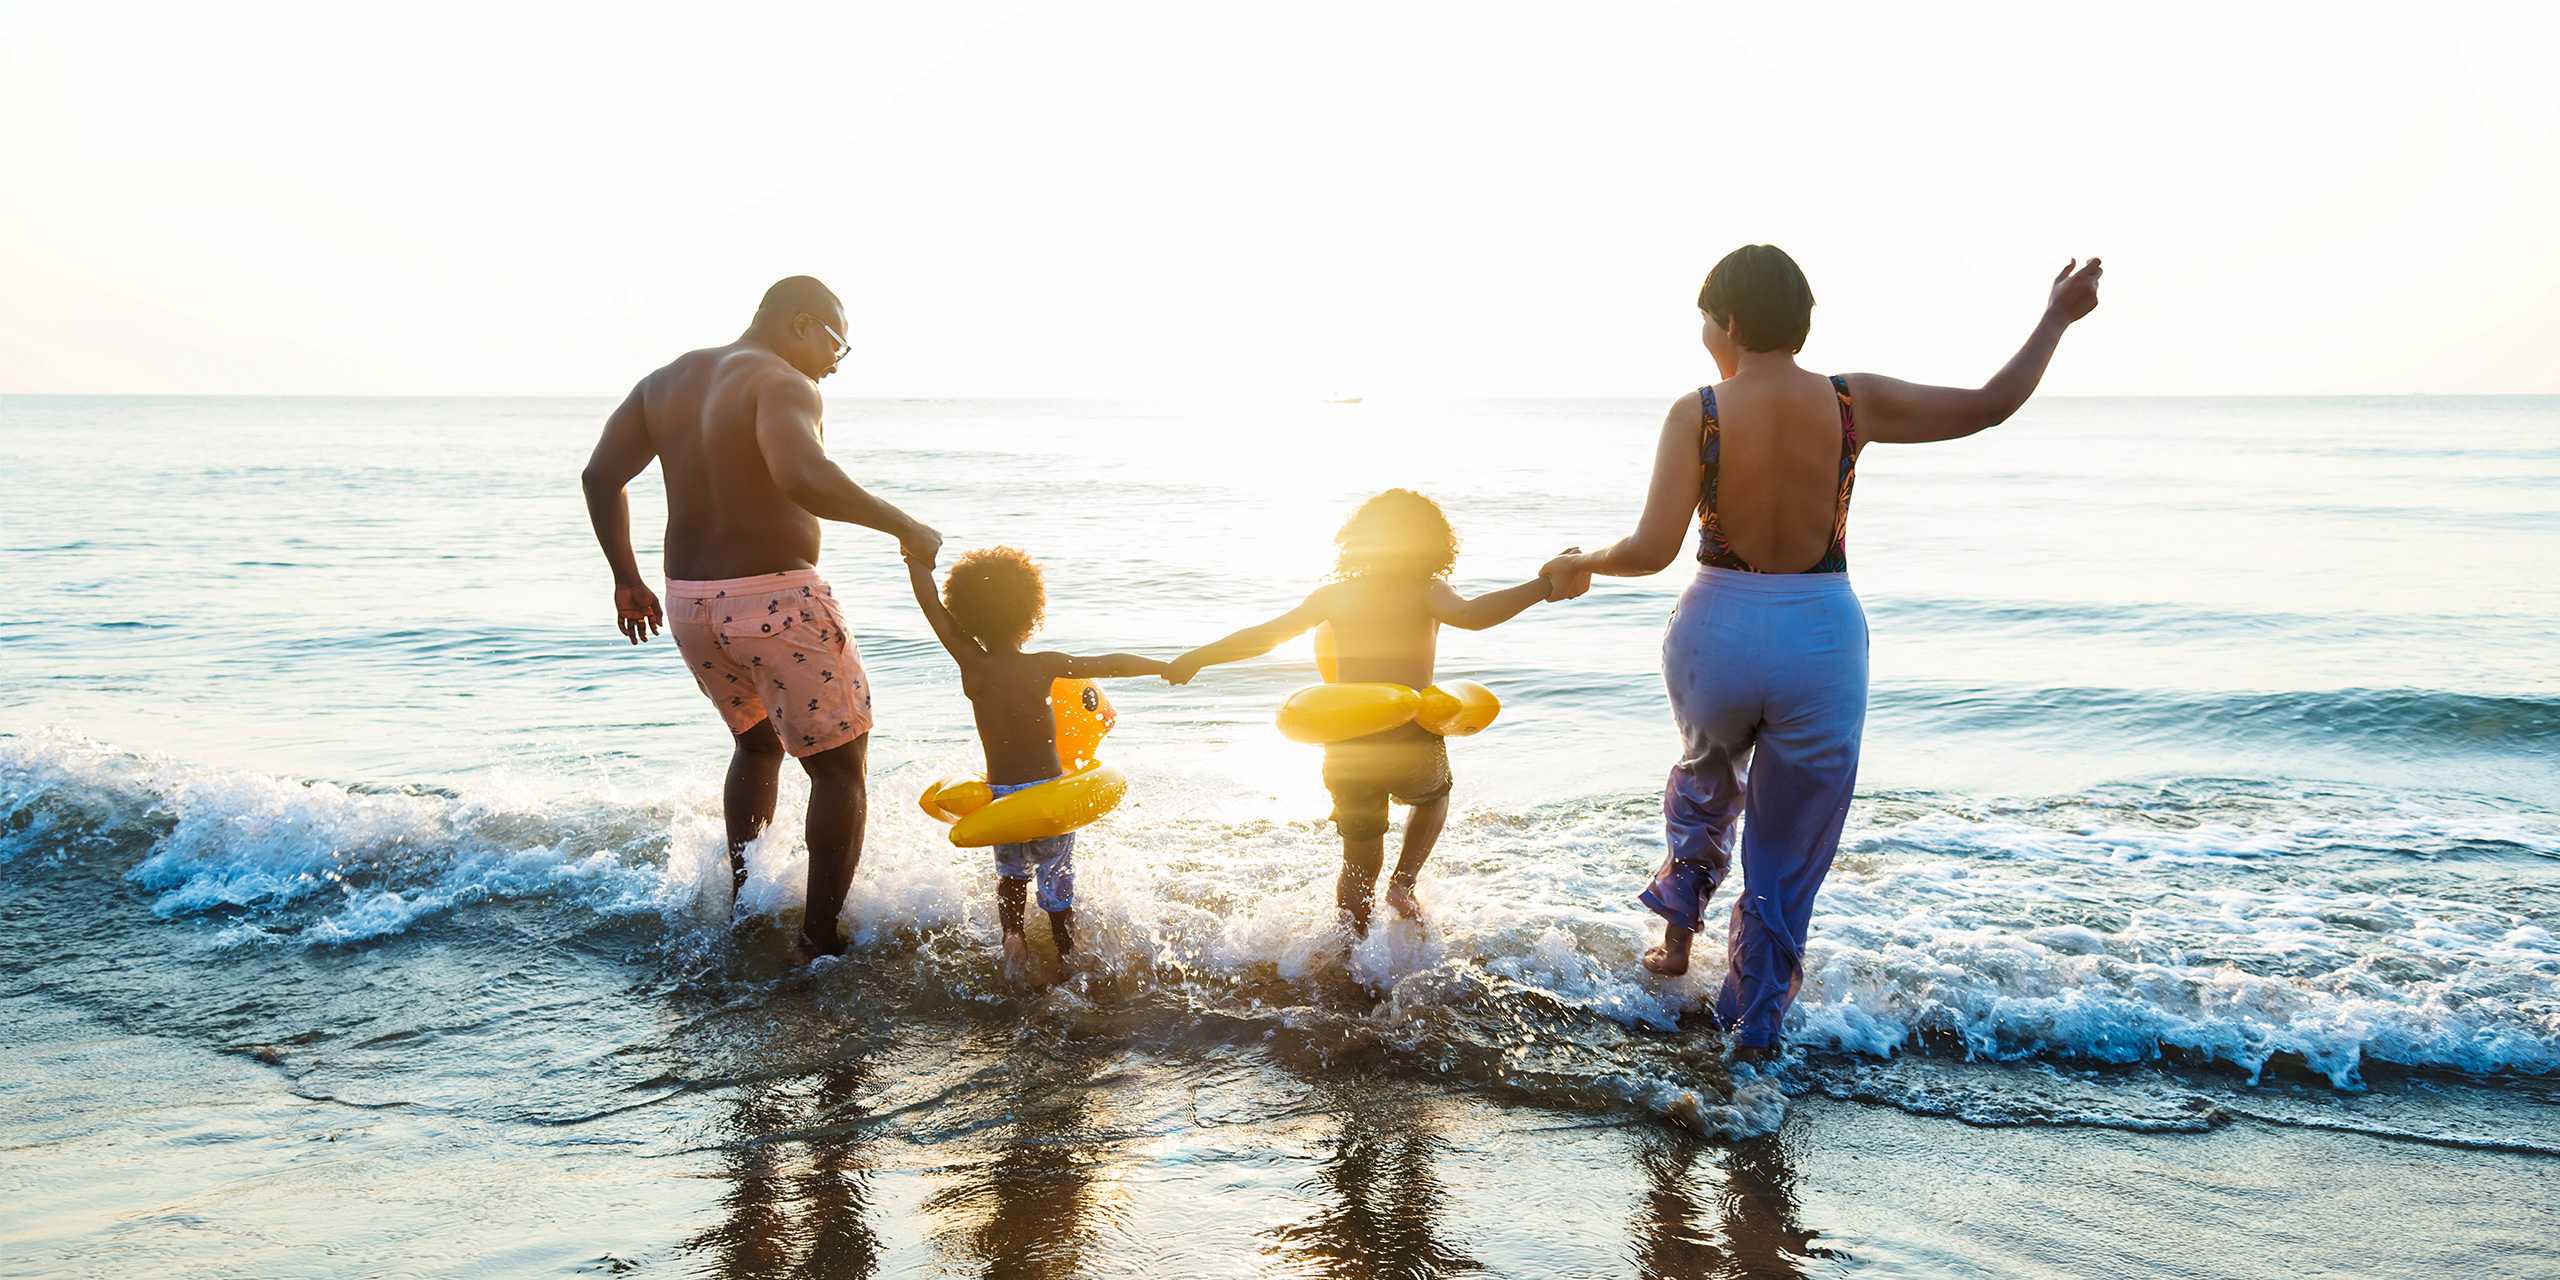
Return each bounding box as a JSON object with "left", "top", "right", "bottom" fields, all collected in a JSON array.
[
  {"left": 1852, "top": 258, "right": 2103, "bottom": 445},
  {"left": 1545, "top": 392, "right": 1707, "bottom": 587}
]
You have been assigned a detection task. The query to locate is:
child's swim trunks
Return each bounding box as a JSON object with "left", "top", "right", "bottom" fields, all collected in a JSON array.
[
  {"left": 1321, "top": 735, "right": 1453, "bottom": 840},
  {"left": 666, "top": 570, "right": 873, "bottom": 757},
  {"left": 985, "top": 778, "right": 1076, "bottom": 912}
]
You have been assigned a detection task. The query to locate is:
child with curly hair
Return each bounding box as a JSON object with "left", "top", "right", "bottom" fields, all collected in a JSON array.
[
  {"left": 1164, "top": 489, "right": 1567, "bottom": 936},
  {"left": 907, "top": 545, "right": 1167, "bottom": 974}
]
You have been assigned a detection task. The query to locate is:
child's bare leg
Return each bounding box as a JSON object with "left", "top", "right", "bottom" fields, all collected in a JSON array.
[
  {"left": 997, "top": 876, "right": 1031, "bottom": 971},
  {"left": 1337, "top": 834, "right": 1387, "bottom": 938},
  {"left": 1643, "top": 924, "right": 1695, "bottom": 976},
  {"left": 1384, "top": 795, "right": 1448, "bottom": 921}
]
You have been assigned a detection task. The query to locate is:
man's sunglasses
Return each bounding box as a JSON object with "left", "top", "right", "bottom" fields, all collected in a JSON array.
[{"left": 815, "top": 319, "right": 851, "bottom": 362}]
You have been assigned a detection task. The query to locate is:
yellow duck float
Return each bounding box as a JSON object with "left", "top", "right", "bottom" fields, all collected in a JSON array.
[{"left": 918, "top": 678, "right": 1129, "bottom": 848}]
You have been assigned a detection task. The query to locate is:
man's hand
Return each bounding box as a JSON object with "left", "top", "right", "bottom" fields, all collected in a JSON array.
[
  {"left": 1541, "top": 548, "right": 1592, "bottom": 600},
  {"left": 1162, "top": 656, "right": 1203, "bottom": 686},
  {"left": 2045, "top": 258, "right": 2103, "bottom": 325},
  {"left": 901, "top": 520, "right": 943, "bottom": 565},
  {"left": 615, "top": 581, "right": 664, "bottom": 644}
]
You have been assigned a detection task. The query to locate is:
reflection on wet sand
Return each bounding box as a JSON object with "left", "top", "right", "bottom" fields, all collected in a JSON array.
[
  {"left": 685, "top": 1062, "right": 885, "bottom": 1278},
  {"left": 919, "top": 1043, "right": 1131, "bottom": 1278},
  {"left": 1630, "top": 1126, "right": 1839, "bottom": 1278},
  {"left": 667, "top": 989, "right": 1841, "bottom": 1278},
  {"left": 1263, "top": 1088, "right": 1484, "bottom": 1277}
]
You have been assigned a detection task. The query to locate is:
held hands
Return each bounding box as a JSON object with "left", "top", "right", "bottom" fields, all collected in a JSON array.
[
  {"left": 1161, "top": 654, "right": 1204, "bottom": 686},
  {"left": 1540, "top": 547, "right": 1592, "bottom": 601},
  {"left": 614, "top": 581, "right": 663, "bottom": 645},
  {"left": 901, "top": 520, "right": 943, "bottom": 567},
  {"left": 2046, "top": 258, "right": 2103, "bottom": 325}
]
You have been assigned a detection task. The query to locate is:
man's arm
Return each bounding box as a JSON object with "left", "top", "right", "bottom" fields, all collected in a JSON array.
[
  {"left": 1039, "top": 652, "right": 1170, "bottom": 679},
  {"left": 1163, "top": 585, "right": 1337, "bottom": 685},
  {"left": 1424, "top": 577, "right": 1552, "bottom": 631},
  {"left": 904, "top": 548, "right": 983, "bottom": 668},
  {"left": 580, "top": 384, "right": 663, "bottom": 644},
  {"left": 754, "top": 374, "right": 942, "bottom": 560}
]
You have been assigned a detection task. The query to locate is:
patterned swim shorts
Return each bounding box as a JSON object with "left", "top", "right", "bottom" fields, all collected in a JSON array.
[
  {"left": 666, "top": 570, "right": 873, "bottom": 757},
  {"left": 987, "top": 778, "right": 1076, "bottom": 913}
]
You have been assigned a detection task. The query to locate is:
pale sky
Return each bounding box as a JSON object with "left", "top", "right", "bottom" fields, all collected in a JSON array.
[{"left": 2, "top": 0, "right": 2554, "bottom": 397}]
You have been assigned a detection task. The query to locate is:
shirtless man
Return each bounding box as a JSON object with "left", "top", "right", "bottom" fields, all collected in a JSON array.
[{"left": 581, "top": 276, "right": 939, "bottom": 962}]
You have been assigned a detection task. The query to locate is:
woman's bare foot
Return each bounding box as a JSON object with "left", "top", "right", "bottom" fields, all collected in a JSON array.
[
  {"left": 1000, "top": 931, "right": 1031, "bottom": 983},
  {"left": 1383, "top": 879, "right": 1424, "bottom": 922},
  {"left": 1641, "top": 924, "right": 1695, "bottom": 976},
  {"left": 1733, "top": 1043, "right": 1780, "bottom": 1065}
]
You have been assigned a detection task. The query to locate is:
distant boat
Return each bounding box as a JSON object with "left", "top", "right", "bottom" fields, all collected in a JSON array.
[{"left": 1322, "top": 396, "right": 1363, "bottom": 404}]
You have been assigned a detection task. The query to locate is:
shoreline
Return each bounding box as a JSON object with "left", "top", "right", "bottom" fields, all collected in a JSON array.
[{"left": 6, "top": 986, "right": 2549, "bottom": 1278}]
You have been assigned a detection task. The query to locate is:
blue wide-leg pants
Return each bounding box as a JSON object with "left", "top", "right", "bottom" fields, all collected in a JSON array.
[{"left": 1639, "top": 566, "right": 1868, "bottom": 1049}]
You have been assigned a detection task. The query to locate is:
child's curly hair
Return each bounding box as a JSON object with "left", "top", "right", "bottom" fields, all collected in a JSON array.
[
  {"left": 1330, "top": 488, "right": 1459, "bottom": 582},
  {"left": 942, "top": 546, "right": 1046, "bottom": 648}
]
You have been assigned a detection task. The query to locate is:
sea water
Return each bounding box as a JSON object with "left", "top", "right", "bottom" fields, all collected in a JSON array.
[{"left": 2, "top": 394, "right": 2555, "bottom": 1275}]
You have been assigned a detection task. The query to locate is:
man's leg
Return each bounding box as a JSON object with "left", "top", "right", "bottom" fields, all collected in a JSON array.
[
  {"left": 726, "top": 719, "right": 786, "bottom": 901},
  {"left": 795, "top": 733, "right": 868, "bottom": 959},
  {"left": 1382, "top": 793, "right": 1449, "bottom": 922}
]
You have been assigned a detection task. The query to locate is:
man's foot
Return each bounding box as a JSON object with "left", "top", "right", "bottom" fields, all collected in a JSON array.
[
  {"left": 1383, "top": 879, "right": 1423, "bottom": 923},
  {"left": 1642, "top": 923, "right": 1695, "bottom": 976},
  {"left": 1001, "top": 931, "right": 1031, "bottom": 984},
  {"left": 1733, "top": 1043, "right": 1780, "bottom": 1065},
  {"left": 792, "top": 927, "right": 846, "bottom": 967}
]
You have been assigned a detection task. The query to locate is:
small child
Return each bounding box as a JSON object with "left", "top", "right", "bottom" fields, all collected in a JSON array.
[
  {"left": 907, "top": 545, "right": 1167, "bottom": 975},
  {"left": 1164, "top": 489, "right": 1562, "bottom": 937}
]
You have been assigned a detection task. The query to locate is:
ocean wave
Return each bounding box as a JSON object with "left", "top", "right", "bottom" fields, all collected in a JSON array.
[
  {"left": 1872, "top": 683, "right": 2560, "bottom": 754},
  {"left": 5, "top": 727, "right": 2555, "bottom": 1125}
]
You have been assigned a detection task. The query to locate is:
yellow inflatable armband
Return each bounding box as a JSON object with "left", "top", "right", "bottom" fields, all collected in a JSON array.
[
  {"left": 1416, "top": 678, "right": 1501, "bottom": 737},
  {"left": 946, "top": 761, "right": 1130, "bottom": 848},
  {"left": 919, "top": 773, "right": 995, "bottom": 824},
  {"left": 1050, "top": 677, "right": 1116, "bottom": 770},
  {"left": 1275, "top": 683, "right": 1423, "bottom": 743}
]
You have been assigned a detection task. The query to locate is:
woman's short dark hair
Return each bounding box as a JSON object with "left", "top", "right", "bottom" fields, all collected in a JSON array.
[{"left": 1698, "top": 245, "right": 1815, "bottom": 354}]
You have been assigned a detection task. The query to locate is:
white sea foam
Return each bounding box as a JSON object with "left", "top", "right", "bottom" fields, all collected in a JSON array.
[{"left": 6, "top": 727, "right": 2556, "bottom": 1111}]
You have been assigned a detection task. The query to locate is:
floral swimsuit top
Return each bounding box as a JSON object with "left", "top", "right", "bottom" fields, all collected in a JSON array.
[{"left": 1696, "top": 374, "right": 1860, "bottom": 574}]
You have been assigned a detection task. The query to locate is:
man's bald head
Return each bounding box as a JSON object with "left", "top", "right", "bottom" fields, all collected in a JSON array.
[
  {"left": 752, "top": 276, "right": 842, "bottom": 330},
  {"left": 745, "top": 276, "right": 850, "bottom": 379}
]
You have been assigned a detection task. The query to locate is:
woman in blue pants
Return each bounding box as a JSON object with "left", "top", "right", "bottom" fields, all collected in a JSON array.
[{"left": 1543, "top": 246, "right": 2105, "bottom": 1062}]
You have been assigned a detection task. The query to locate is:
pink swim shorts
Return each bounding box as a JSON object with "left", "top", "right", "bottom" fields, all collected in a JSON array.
[{"left": 666, "top": 570, "right": 873, "bottom": 756}]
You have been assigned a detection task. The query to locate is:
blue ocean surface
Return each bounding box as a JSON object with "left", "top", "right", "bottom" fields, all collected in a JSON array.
[{"left": 2, "top": 394, "right": 2556, "bottom": 1276}]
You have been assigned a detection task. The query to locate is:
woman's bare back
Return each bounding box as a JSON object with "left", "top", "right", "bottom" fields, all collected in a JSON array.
[{"left": 1701, "top": 369, "right": 1859, "bottom": 575}]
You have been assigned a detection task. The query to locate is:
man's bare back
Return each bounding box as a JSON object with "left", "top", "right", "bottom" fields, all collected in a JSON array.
[
  {"left": 635, "top": 344, "right": 835, "bottom": 581},
  {"left": 583, "top": 284, "right": 937, "bottom": 614}
]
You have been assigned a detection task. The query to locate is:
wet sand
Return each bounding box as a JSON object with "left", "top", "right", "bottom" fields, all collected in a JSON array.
[{"left": 6, "top": 989, "right": 2550, "bottom": 1278}]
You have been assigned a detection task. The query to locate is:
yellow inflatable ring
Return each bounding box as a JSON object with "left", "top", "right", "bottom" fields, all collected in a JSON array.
[
  {"left": 1275, "top": 683, "right": 1422, "bottom": 743},
  {"left": 1416, "top": 678, "right": 1500, "bottom": 737},
  {"left": 1298, "top": 626, "right": 1500, "bottom": 738},
  {"left": 919, "top": 772, "right": 994, "bottom": 824},
  {"left": 941, "top": 762, "right": 1130, "bottom": 848}
]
